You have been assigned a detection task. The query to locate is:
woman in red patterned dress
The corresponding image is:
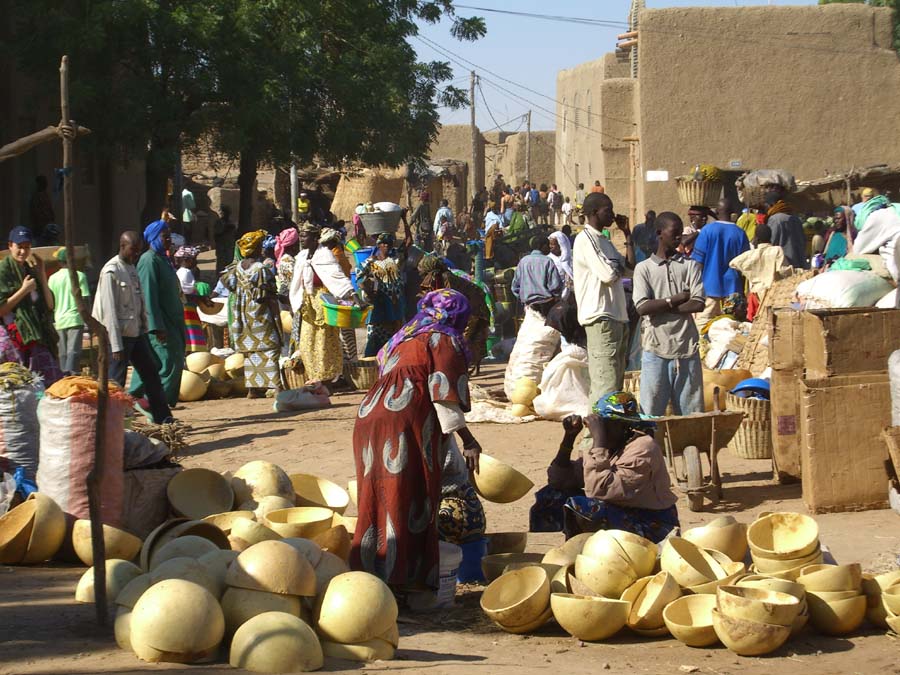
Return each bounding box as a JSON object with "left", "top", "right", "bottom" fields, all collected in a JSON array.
[{"left": 350, "top": 289, "right": 482, "bottom": 595}]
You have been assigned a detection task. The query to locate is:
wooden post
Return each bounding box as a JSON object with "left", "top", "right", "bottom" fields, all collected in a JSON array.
[
  {"left": 60, "top": 55, "right": 111, "bottom": 627},
  {"left": 469, "top": 70, "right": 477, "bottom": 206},
  {"left": 525, "top": 110, "right": 531, "bottom": 186},
  {"left": 624, "top": 136, "right": 640, "bottom": 230}
]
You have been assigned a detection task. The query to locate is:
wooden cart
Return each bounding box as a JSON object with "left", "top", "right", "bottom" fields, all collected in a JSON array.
[{"left": 655, "top": 409, "right": 745, "bottom": 512}]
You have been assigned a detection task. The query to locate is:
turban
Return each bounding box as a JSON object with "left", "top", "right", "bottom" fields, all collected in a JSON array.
[
  {"left": 236, "top": 230, "right": 267, "bottom": 259},
  {"left": 319, "top": 228, "right": 342, "bottom": 246},
  {"left": 274, "top": 227, "right": 299, "bottom": 263},
  {"left": 143, "top": 219, "right": 169, "bottom": 257}
]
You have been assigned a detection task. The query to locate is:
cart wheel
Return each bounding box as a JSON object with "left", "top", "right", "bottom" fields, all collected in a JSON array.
[{"left": 683, "top": 445, "right": 704, "bottom": 512}]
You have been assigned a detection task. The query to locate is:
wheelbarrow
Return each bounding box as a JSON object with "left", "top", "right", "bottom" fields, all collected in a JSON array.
[{"left": 655, "top": 406, "right": 745, "bottom": 512}]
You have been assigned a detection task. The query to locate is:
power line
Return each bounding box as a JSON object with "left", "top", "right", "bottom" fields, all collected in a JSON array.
[
  {"left": 476, "top": 78, "right": 505, "bottom": 131},
  {"left": 416, "top": 34, "right": 636, "bottom": 129}
]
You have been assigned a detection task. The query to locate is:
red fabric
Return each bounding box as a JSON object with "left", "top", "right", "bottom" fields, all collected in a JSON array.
[
  {"left": 350, "top": 332, "right": 470, "bottom": 590},
  {"left": 746, "top": 291, "right": 760, "bottom": 322}
]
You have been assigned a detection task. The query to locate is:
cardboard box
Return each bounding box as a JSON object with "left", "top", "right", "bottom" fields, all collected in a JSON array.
[
  {"left": 803, "top": 308, "right": 900, "bottom": 379},
  {"left": 770, "top": 367, "right": 803, "bottom": 483},
  {"left": 768, "top": 308, "right": 804, "bottom": 371},
  {"left": 800, "top": 373, "right": 891, "bottom": 513}
]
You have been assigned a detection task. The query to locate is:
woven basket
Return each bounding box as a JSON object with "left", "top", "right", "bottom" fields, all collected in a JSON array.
[
  {"left": 726, "top": 392, "right": 773, "bottom": 460},
  {"left": 676, "top": 178, "right": 721, "bottom": 208},
  {"left": 348, "top": 358, "right": 379, "bottom": 391},
  {"left": 281, "top": 360, "right": 306, "bottom": 390}
]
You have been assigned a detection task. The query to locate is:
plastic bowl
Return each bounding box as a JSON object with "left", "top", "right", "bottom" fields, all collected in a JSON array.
[
  {"left": 551, "top": 593, "right": 630, "bottom": 641},
  {"left": 480, "top": 566, "right": 550, "bottom": 629},
  {"left": 663, "top": 594, "right": 719, "bottom": 647},
  {"left": 711, "top": 608, "right": 791, "bottom": 656},
  {"left": 470, "top": 454, "right": 534, "bottom": 504},
  {"left": 747, "top": 512, "right": 819, "bottom": 561},
  {"left": 716, "top": 585, "right": 801, "bottom": 627}
]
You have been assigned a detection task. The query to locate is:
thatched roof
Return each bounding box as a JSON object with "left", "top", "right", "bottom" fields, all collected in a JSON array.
[{"left": 796, "top": 163, "right": 900, "bottom": 195}]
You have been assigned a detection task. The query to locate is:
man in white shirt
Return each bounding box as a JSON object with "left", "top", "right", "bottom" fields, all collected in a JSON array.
[
  {"left": 92, "top": 231, "right": 173, "bottom": 424},
  {"left": 573, "top": 192, "right": 635, "bottom": 404},
  {"left": 433, "top": 200, "right": 454, "bottom": 239}
]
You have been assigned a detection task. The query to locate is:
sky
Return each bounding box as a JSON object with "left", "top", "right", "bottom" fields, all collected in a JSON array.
[{"left": 415, "top": 0, "right": 819, "bottom": 132}]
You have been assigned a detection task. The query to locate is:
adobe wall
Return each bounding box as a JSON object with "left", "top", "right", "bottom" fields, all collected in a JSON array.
[
  {"left": 493, "top": 131, "right": 556, "bottom": 189},
  {"left": 429, "top": 123, "right": 484, "bottom": 202},
  {"left": 637, "top": 4, "right": 900, "bottom": 217}
]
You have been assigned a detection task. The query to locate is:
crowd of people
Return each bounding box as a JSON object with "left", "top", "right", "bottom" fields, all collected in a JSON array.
[{"left": 1, "top": 171, "right": 894, "bottom": 605}]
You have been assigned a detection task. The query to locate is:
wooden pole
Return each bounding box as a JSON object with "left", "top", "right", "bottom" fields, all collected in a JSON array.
[
  {"left": 624, "top": 136, "right": 640, "bottom": 231},
  {"left": 60, "top": 55, "right": 111, "bottom": 627},
  {"left": 0, "top": 125, "right": 91, "bottom": 164},
  {"left": 469, "top": 70, "right": 477, "bottom": 206},
  {"left": 525, "top": 110, "right": 531, "bottom": 186}
]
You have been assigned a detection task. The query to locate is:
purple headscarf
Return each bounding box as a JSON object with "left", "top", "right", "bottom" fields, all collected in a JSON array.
[{"left": 376, "top": 289, "right": 472, "bottom": 372}]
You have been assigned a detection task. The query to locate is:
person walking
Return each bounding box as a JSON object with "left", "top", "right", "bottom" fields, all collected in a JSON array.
[
  {"left": 632, "top": 213, "right": 705, "bottom": 417},
  {"left": 47, "top": 247, "right": 89, "bottom": 374},
  {"left": 181, "top": 187, "right": 197, "bottom": 243},
  {"left": 92, "top": 231, "right": 173, "bottom": 424},
  {"left": 764, "top": 184, "right": 808, "bottom": 269},
  {"left": 573, "top": 192, "right": 634, "bottom": 404},
  {"left": 548, "top": 184, "right": 562, "bottom": 227},
  {"left": 129, "top": 219, "right": 185, "bottom": 408},
  {"left": 0, "top": 226, "right": 62, "bottom": 384}
]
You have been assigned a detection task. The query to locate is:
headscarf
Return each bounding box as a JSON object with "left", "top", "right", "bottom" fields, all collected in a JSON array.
[
  {"left": 855, "top": 194, "right": 891, "bottom": 232},
  {"left": 236, "top": 230, "right": 267, "bottom": 259},
  {"left": 319, "top": 227, "right": 342, "bottom": 247},
  {"left": 418, "top": 253, "right": 448, "bottom": 277},
  {"left": 376, "top": 289, "right": 472, "bottom": 372},
  {"left": 592, "top": 390, "right": 656, "bottom": 432},
  {"left": 53, "top": 247, "right": 67, "bottom": 263},
  {"left": 274, "top": 227, "right": 300, "bottom": 263},
  {"left": 143, "top": 219, "right": 169, "bottom": 257},
  {"left": 174, "top": 246, "right": 199, "bottom": 260},
  {"left": 548, "top": 230, "right": 574, "bottom": 280},
  {"left": 300, "top": 222, "right": 321, "bottom": 236},
  {"left": 832, "top": 206, "right": 857, "bottom": 240},
  {"left": 766, "top": 200, "right": 793, "bottom": 218},
  {"left": 262, "top": 234, "right": 277, "bottom": 254},
  {"left": 376, "top": 232, "right": 396, "bottom": 247}
]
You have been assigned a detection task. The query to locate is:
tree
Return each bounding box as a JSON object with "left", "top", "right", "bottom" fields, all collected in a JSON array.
[
  {"left": 819, "top": 0, "right": 900, "bottom": 53},
  {"left": 4, "top": 1, "right": 484, "bottom": 229},
  {"left": 204, "top": 1, "right": 484, "bottom": 227}
]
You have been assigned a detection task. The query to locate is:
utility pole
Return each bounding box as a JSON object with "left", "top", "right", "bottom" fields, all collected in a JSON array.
[
  {"left": 290, "top": 163, "right": 299, "bottom": 223},
  {"left": 469, "top": 70, "right": 478, "bottom": 205},
  {"left": 525, "top": 110, "right": 532, "bottom": 185},
  {"left": 624, "top": 136, "right": 640, "bottom": 229}
]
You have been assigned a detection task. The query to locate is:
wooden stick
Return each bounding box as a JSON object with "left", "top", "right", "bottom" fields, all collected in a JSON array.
[
  {"left": 0, "top": 125, "right": 91, "bottom": 163},
  {"left": 60, "top": 55, "right": 111, "bottom": 627}
]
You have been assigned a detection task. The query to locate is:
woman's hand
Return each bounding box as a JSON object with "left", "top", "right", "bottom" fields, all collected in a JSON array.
[{"left": 462, "top": 437, "right": 481, "bottom": 474}]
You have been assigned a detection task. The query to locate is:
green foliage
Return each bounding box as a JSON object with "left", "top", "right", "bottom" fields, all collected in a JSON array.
[
  {"left": 3, "top": 1, "right": 485, "bottom": 193},
  {"left": 818, "top": 0, "right": 900, "bottom": 52}
]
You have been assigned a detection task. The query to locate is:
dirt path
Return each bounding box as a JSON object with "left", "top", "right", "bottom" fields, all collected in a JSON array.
[{"left": 2, "top": 364, "right": 899, "bottom": 675}]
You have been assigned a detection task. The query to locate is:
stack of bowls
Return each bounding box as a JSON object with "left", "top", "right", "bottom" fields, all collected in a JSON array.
[
  {"left": 713, "top": 585, "right": 800, "bottom": 656},
  {"left": 687, "top": 549, "right": 747, "bottom": 594},
  {"left": 480, "top": 566, "right": 552, "bottom": 634},
  {"left": 574, "top": 530, "right": 657, "bottom": 599},
  {"left": 737, "top": 575, "right": 808, "bottom": 635},
  {"left": 480, "top": 552, "right": 543, "bottom": 583},
  {"left": 541, "top": 532, "right": 591, "bottom": 567},
  {"left": 660, "top": 537, "right": 732, "bottom": 591},
  {"left": 862, "top": 569, "right": 900, "bottom": 629},
  {"left": 797, "top": 563, "right": 867, "bottom": 636},
  {"left": 682, "top": 516, "right": 748, "bottom": 563},
  {"left": 621, "top": 571, "right": 681, "bottom": 636},
  {"left": 747, "top": 512, "right": 821, "bottom": 579}
]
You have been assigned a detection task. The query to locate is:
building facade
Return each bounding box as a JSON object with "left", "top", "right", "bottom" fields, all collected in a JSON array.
[{"left": 556, "top": 4, "right": 900, "bottom": 219}]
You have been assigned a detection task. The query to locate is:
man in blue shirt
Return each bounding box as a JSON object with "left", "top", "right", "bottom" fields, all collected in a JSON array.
[
  {"left": 691, "top": 200, "right": 750, "bottom": 327},
  {"left": 504, "top": 234, "right": 565, "bottom": 399}
]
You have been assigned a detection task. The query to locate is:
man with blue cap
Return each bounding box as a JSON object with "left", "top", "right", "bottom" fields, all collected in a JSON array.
[{"left": 0, "top": 226, "right": 63, "bottom": 384}]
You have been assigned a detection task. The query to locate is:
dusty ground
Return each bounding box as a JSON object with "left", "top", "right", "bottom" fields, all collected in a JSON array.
[{"left": 2, "top": 364, "right": 900, "bottom": 675}]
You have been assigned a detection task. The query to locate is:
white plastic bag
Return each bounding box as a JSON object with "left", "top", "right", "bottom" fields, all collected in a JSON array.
[
  {"left": 0, "top": 471, "right": 16, "bottom": 516},
  {"left": 273, "top": 383, "right": 331, "bottom": 412},
  {"left": 876, "top": 289, "right": 897, "bottom": 309},
  {"left": 0, "top": 382, "right": 42, "bottom": 482},
  {"left": 503, "top": 307, "right": 560, "bottom": 400},
  {"left": 796, "top": 270, "right": 893, "bottom": 309},
  {"left": 532, "top": 345, "right": 591, "bottom": 421}
]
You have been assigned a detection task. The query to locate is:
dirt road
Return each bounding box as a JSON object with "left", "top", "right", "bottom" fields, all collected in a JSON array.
[{"left": 2, "top": 364, "right": 899, "bottom": 675}]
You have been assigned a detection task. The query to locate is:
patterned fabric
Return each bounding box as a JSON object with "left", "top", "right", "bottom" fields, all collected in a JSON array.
[
  {"left": 439, "top": 484, "right": 486, "bottom": 545},
  {"left": 376, "top": 289, "right": 471, "bottom": 372},
  {"left": 593, "top": 390, "right": 656, "bottom": 432},
  {"left": 563, "top": 497, "right": 679, "bottom": 544},
  {"left": 365, "top": 321, "right": 402, "bottom": 358},
  {"left": 245, "top": 348, "right": 281, "bottom": 389},
  {"left": 23, "top": 343, "right": 63, "bottom": 387},
  {"left": 222, "top": 260, "right": 282, "bottom": 389},
  {"left": 0, "top": 323, "right": 24, "bottom": 365},
  {"left": 237, "top": 230, "right": 267, "bottom": 259},
  {"left": 299, "top": 288, "right": 342, "bottom": 382},
  {"left": 183, "top": 299, "right": 207, "bottom": 352},
  {"left": 276, "top": 254, "right": 295, "bottom": 297},
  {"left": 0, "top": 256, "right": 58, "bottom": 356},
  {"left": 350, "top": 331, "right": 471, "bottom": 590},
  {"left": 339, "top": 328, "right": 357, "bottom": 362}
]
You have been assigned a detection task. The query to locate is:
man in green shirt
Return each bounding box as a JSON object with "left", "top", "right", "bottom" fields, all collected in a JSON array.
[{"left": 47, "top": 247, "right": 90, "bottom": 374}]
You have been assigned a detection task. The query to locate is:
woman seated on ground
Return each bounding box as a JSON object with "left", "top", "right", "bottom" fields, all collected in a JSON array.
[
  {"left": 350, "top": 289, "right": 483, "bottom": 602},
  {"left": 529, "top": 391, "right": 678, "bottom": 543}
]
